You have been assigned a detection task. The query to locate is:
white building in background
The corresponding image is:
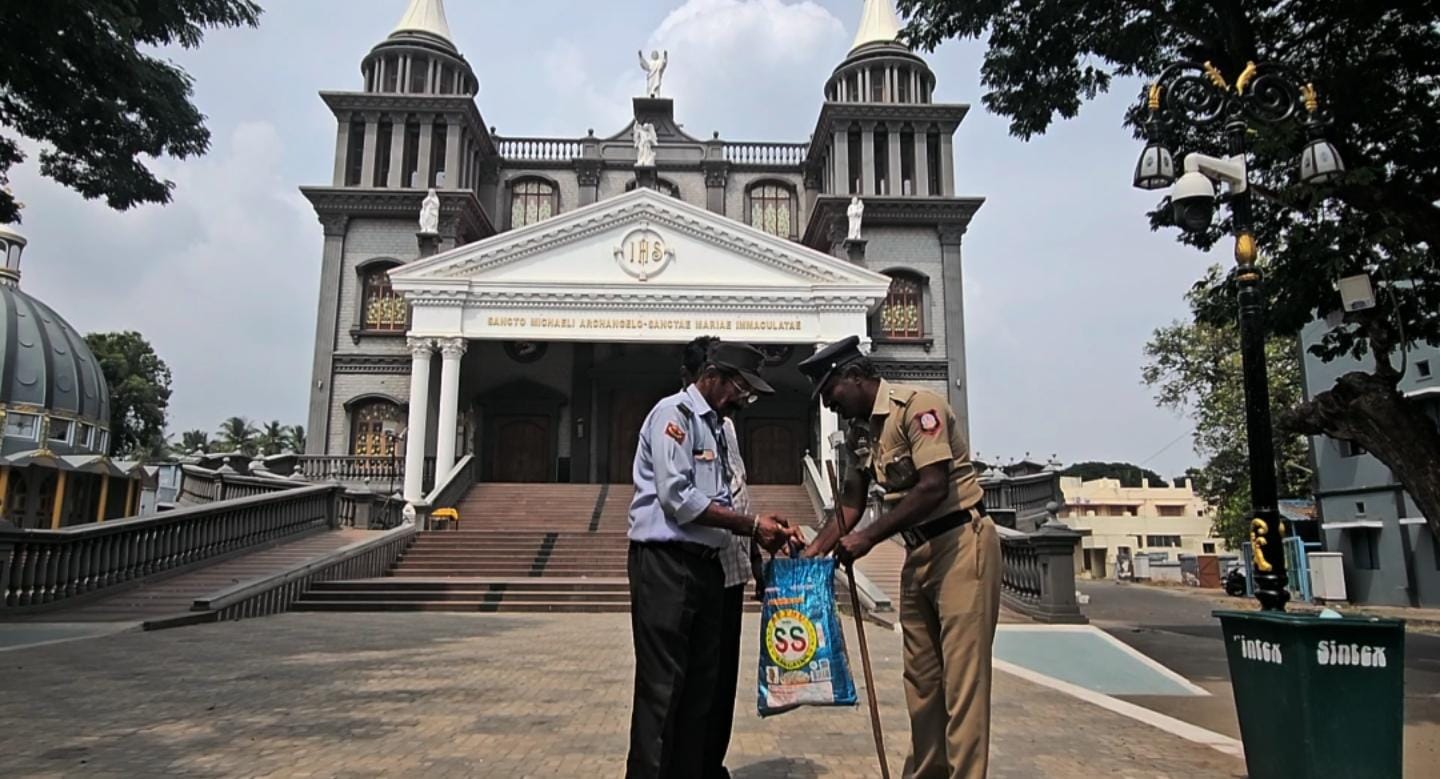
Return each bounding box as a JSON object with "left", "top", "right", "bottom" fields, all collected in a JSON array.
[{"left": 1058, "top": 476, "right": 1226, "bottom": 579}]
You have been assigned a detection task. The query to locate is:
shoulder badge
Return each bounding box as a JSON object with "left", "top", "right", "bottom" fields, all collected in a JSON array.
[
  {"left": 665, "top": 421, "right": 686, "bottom": 444},
  {"left": 916, "top": 409, "right": 942, "bottom": 436}
]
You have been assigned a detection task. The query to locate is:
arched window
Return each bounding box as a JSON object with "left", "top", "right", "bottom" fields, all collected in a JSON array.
[
  {"left": 510, "top": 178, "right": 558, "bottom": 228},
  {"left": 349, "top": 400, "right": 404, "bottom": 458},
  {"left": 878, "top": 272, "right": 926, "bottom": 340},
  {"left": 360, "top": 263, "right": 407, "bottom": 332},
  {"left": 748, "top": 182, "right": 796, "bottom": 239}
]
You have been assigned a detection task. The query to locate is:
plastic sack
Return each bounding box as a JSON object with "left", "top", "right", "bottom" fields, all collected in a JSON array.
[{"left": 756, "top": 557, "right": 858, "bottom": 716}]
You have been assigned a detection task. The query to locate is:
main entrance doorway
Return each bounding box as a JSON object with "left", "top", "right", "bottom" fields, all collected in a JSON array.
[{"left": 489, "top": 415, "right": 552, "bottom": 482}]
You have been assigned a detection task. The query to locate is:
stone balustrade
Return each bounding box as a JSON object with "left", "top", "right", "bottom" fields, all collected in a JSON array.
[{"left": 0, "top": 484, "right": 341, "bottom": 612}]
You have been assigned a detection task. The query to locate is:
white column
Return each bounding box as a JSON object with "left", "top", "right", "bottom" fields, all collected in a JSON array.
[
  {"left": 434, "top": 337, "right": 466, "bottom": 479},
  {"left": 403, "top": 336, "right": 434, "bottom": 504},
  {"left": 813, "top": 342, "right": 843, "bottom": 483}
]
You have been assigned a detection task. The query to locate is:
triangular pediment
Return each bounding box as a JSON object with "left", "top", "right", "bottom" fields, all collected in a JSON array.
[{"left": 389, "top": 188, "right": 891, "bottom": 297}]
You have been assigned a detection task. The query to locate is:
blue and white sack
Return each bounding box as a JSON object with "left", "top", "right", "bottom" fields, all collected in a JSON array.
[{"left": 756, "top": 557, "right": 858, "bottom": 716}]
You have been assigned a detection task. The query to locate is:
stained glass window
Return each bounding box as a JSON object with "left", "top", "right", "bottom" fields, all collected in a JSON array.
[
  {"left": 879, "top": 274, "right": 925, "bottom": 339},
  {"left": 362, "top": 266, "right": 407, "bottom": 331},
  {"left": 511, "top": 179, "right": 558, "bottom": 228},
  {"left": 749, "top": 184, "right": 795, "bottom": 239},
  {"left": 350, "top": 401, "right": 404, "bottom": 458}
]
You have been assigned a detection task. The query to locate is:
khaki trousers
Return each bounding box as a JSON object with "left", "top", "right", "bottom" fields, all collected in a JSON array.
[{"left": 899, "top": 515, "right": 1001, "bottom": 779}]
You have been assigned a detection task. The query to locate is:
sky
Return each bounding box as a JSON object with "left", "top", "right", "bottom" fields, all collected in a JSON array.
[{"left": 8, "top": 0, "right": 1229, "bottom": 479}]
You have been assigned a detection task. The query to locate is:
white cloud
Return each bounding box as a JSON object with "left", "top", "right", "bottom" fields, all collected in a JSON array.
[
  {"left": 647, "top": 0, "right": 848, "bottom": 139},
  {"left": 14, "top": 121, "right": 318, "bottom": 438}
]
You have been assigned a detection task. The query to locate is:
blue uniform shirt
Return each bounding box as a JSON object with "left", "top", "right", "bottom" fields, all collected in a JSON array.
[{"left": 627, "top": 384, "right": 734, "bottom": 548}]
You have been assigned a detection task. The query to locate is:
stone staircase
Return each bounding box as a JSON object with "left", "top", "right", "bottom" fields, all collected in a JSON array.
[{"left": 293, "top": 482, "right": 822, "bottom": 613}]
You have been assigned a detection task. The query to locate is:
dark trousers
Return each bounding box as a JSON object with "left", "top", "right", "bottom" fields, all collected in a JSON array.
[
  {"left": 703, "top": 584, "right": 746, "bottom": 779},
  {"left": 626, "top": 542, "right": 725, "bottom": 779}
]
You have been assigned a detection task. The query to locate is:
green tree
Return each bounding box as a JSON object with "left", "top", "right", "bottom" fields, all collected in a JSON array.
[
  {"left": 284, "top": 424, "right": 306, "bottom": 454},
  {"left": 1143, "top": 287, "right": 1312, "bottom": 547},
  {"left": 216, "top": 416, "right": 258, "bottom": 457},
  {"left": 899, "top": 1, "right": 1440, "bottom": 539},
  {"left": 256, "top": 420, "right": 286, "bottom": 456},
  {"left": 1060, "top": 461, "right": 1167, "bottom": 489},
  {"left": 178, "top": 429, "right": 210, "bottom": 454},
  {"left": 0, "top": 1, "right": 262, "bottom": 223},
  {"left": 84, "top": 331, "right": 172, "bottom": 459}
]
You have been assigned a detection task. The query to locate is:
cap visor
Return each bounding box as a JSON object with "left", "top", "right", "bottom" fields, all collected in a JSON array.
[
  {"left": 807, "top": 367, "right": 836, "bottom": 400},
  {"left": 738, "top": 368, "right": 775, "bottom": 395}
]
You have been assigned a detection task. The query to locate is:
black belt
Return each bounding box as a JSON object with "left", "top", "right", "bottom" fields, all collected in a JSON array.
[
  {"left": 899, "top": 502, "right": 986, "bottom": 550},
  {"left": 635, "top": 540, "right": 720, "bottom": 560}
]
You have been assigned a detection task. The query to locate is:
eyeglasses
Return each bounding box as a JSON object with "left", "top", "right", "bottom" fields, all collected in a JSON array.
[{"left": 728, "top": 376, "right": 758, "bottom": 405}]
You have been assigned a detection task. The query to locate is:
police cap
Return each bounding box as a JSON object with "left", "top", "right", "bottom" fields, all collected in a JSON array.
[
  {"left": 796, "top": 335, "right": 864, "bottom": 399},
  {"left": 709, "top": 342, "right": 776, "bottom": 395}
]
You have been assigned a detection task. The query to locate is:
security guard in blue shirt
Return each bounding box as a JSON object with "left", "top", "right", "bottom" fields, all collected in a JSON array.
[{"left": 626, "top": 342, "right": 803, "bottom": 779}]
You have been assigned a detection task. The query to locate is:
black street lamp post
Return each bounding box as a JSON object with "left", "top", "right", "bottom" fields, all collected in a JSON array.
[{"left": 1132, "top": 60, "right": 1344, "bottom": 612}]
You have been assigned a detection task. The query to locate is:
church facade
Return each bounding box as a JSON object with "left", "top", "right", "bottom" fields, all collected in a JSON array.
[{"left": 302, "top": 0, "right": 985, "bottom": 500}]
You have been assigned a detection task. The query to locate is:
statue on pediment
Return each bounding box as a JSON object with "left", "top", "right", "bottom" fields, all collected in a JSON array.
[
  {"left": 419, "top": 188, "right": 440, "bottom": 235},
  {"left": 633, "top": 122, "right": 658, "bottom": 168},
  {"left": 639, "top": 49, "right": 668, "bottom": 97},
  {"left": 846, "top": 196, "right": 865, "bottom": 241}
]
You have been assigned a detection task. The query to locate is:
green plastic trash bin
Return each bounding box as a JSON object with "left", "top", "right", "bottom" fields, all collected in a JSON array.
[{"left": 1215, "top": 610, "right": 1405, "bottom": 779}]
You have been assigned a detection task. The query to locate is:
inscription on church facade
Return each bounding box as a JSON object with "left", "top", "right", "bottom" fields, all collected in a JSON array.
[{"left": 484, "top": 315, "right": 803, "bottom": 332}]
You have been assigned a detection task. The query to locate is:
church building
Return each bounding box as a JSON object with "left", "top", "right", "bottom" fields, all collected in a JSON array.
[{"left": 302, "top": 0, "right": 985, "bottom": 501}]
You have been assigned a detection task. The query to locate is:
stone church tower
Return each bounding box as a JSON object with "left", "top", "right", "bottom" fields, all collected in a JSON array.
[{"left": 301, "top": 0, "right": 983, "bottom": 491}]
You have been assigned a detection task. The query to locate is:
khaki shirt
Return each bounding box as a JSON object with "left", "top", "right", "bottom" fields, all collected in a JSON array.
[{"left": 844, "top": 379, "right": 983, "bottom": 525}]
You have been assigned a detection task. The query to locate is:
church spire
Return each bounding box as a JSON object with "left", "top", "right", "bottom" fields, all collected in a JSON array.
[
  {"left": 391, "top": 0, "right": 453, "bottom": 46},
  {"left": 850, "top": 0, "right": 903, "bottom": 53}
]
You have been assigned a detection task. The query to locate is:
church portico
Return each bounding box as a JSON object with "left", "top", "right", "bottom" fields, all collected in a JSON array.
[{"left": 386, "top": 187, "right": 890, "bottom": 499}]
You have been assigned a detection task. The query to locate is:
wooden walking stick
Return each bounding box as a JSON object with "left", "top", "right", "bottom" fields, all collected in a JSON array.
[{"left": 826, "top": 461, "right": 891, "bottom": 779}]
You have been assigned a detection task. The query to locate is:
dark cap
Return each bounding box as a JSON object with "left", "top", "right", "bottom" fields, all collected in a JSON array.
[
  {"left": 796, "top": 335, "right": 864, "bottom": 399},
  {"left": 709, "top": 342, "right": 775, "bottom": 395}
]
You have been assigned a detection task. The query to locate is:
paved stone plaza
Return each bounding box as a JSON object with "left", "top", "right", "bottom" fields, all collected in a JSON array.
[{"left": 0, "top": 613, "right": 1243, "bottom": 777}]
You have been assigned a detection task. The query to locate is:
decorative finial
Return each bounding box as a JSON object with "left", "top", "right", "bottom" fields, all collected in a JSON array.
[
  {"left": 1203, "top": 61, "right": 1228, "bottom": 90},
  {"left": 1234, "top": 61, "right": 1258, "bottom": 95},
  {"left": 1301, "top": 83, "right": 1319, "bottom": 114},
  {"left": 1147, "top": 82, "right": 1162, "bottom": 112}
]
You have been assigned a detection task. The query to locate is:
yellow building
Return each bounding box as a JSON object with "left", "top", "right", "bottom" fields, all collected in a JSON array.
[{"left": 1058, "top": 475, "right": 1227, "bottom": 579}]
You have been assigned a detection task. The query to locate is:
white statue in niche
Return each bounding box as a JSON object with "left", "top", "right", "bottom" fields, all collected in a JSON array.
[
  {"left": 419, "top": 188, "right": 440, "bottom": 234},
  {"left": 633, "top": 122, "right": 658, "bottom": 167},
  {"left": 846, "top": 196, "right": 865, "bottom": 241},
  {"left": 638, "top": 49, "right": 668, "bottom": 97}
]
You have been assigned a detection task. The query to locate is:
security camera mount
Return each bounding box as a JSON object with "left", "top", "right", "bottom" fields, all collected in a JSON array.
[{"left": 1183, "top": 152, "right": 1248, "bottom": 194}]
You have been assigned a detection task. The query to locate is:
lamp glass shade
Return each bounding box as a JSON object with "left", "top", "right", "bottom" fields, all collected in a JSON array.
[
  {"left": 1133, "top": 141, "right": 1176, "bottom": 190},
  {"left": 1299, "top": 138, "right": 1345, "bottom": 185}
]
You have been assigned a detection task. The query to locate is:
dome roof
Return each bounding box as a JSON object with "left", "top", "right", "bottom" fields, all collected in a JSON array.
[{"left": 0, "top": 278, "right": 110, "bottom": 455}]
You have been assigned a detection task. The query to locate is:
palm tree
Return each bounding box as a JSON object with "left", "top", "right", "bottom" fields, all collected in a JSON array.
[
  {"left": 256, "top": 420, "right": 287, "bottom": 456},
  {"left": 178, "top": 429, "right": 210, "bottom": 455},
  {"left": 217, "top": 416, "right": 258, "bottom": 456},
  {"left": 284, "top": 424, "right": 307, "bottom": 454}
]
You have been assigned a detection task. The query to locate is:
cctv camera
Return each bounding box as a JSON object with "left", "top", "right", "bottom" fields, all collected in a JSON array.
[{"left": 1170, "top": 171, "right": 1215, "bottom": 233}]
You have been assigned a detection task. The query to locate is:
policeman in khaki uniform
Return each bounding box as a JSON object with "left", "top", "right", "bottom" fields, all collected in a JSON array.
[{"left": 799, "top": 335, "right": 1000, "bottom": 779}]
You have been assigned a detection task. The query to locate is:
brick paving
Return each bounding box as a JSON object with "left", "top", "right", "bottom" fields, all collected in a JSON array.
[{"left": 0, "top": 612, "right": 1243, "bottom": 778}]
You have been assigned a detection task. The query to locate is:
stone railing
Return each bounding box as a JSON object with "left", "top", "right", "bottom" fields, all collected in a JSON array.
[
  {"left": 997, "top": 522, "right": 1087, "bottom": 624},
  {"left": 982, "top": 471, "right": 1066, "bottom": 532},
  {"left": 180, "top": 465, "right": 402, "bottom": 531},
  {"left": 411, "top": 454, "right": 477, "bottom": 529},
  {"left": 287, "top": 455, "right": 436, "bottom": 494},
  {"left": 152, "top": 524, "right": 416, "bottom": 628},
  {"left": 723, "top": 141, "right": 809, "bottom": 166},
  {"left": 0, "top": 484, "right": 342, "bottom": 612},
  {"left": 496, "top": 137, "right": 584, "bottom": 162}
]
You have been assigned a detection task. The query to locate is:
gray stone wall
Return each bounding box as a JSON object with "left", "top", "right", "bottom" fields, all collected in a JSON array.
[
  {"left": 497, "top": 169, "right": 581, "bottom": 229},
  {"left": 327, "top": 371, "right": 415, "bottom": 454},
  {"left": 722, "top": 171, "right": 807, "bottom": 229},
  {"left": 334, "top": 218, "right": 423, "bottom": 357},
  {"left": 861, "top": 225, "right": 947, "bottom": 361}
]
